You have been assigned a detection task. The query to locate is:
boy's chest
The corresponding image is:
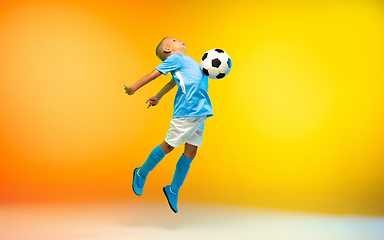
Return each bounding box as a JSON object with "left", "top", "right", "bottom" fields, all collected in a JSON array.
[{"left": 172, "top": 59, "right": 204, "bottom": 85}]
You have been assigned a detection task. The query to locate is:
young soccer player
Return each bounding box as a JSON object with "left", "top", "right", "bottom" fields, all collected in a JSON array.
[{"left": 124, "top": 37, "right": 213, "bottom": 213}]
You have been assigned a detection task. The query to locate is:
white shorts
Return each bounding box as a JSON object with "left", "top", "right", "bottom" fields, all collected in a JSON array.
[{"left": 165, "top": 116, "right": 206, "bottom": 147}]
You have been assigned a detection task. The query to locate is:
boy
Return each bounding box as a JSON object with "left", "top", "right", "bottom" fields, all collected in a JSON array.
[{"left": 124, "top": 37, "right": 213, "bottom": 213}]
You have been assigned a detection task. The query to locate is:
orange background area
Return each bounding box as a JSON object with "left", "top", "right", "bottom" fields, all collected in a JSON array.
[{"left": 1, "top": 0, "right": 384, "bottom": 215}]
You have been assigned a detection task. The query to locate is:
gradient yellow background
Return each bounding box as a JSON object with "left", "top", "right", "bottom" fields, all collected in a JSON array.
[{"left": 1, "top": 0, "right": 383, "bottom": 215}]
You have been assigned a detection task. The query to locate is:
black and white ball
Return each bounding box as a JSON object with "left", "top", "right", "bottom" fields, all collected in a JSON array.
[{"left": 201, "top": 49, "right": 232, "bottom": 80}]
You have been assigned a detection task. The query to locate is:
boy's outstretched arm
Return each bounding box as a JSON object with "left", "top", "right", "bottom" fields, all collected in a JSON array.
[
  {"left": 125, "top": 69, "right": 162, "bottom": 95},
  {"left": 146, "top": 80, "right": 176, "bottom": 108}
]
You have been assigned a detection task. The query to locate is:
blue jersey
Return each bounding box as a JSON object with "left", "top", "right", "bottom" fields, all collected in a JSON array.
[{"left": 156, "top": 53, "right": 213, "bottom": 119}]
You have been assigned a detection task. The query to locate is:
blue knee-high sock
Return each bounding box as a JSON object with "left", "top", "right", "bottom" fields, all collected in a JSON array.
[
  {"left": 171, "top": 154, "right": 193, "bottom": 193},
  {"left": 138, "top": 144, "right": 166, "bottom": 178}
]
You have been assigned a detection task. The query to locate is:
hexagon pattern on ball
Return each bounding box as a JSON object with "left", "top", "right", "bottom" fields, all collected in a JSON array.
[{"left": 201, "top": 49, "right": 232, "bottom": 80}]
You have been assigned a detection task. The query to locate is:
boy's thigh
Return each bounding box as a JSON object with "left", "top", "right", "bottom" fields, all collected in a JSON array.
[
  {"left": 185, "top": 128, "right": 203, "bottom": 147},
  {"left": 184, "top": 142, "right": 198, "bottom": 158},
  {"left": 165, "top": 117, "right": 205, "bottom": 147}
]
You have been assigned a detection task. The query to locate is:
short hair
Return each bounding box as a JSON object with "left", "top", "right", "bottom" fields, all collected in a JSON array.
[{"left": 156, "top": 37, "right": 167, "bottom": 61}]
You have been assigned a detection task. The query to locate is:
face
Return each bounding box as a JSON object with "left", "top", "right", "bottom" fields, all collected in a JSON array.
[{"left": 163, "top": 37, "right": 185, "bottom": 53}]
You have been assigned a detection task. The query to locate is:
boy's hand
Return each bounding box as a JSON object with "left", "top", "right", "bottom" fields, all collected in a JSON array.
[
  {"left": 146, "top": 96, "right": 159, "bottom": 109},
  {"left": 124, "top": 85, "right": 133, "bottom": 95}
]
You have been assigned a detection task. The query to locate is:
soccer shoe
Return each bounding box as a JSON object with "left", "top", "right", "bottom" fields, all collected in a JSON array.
[
  {"left": 163, "top": 185, "right": 179, "bottom": 213},
  {"left": 132, "top": 168, "right": 146, "bottom": 196}
]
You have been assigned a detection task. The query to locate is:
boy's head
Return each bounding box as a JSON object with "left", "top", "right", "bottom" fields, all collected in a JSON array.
[{"left": 156, "top": 37, "right": 185, "bottom": 61}]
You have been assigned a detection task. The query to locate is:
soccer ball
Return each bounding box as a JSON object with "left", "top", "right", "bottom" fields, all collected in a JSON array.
[{"left": 201, "top": 49, "right": 232, "bottom": 80}]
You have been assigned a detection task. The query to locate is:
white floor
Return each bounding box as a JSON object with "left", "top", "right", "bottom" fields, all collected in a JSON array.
[{"left": 1, "top": 200, "right": 383, "bottom": 240}]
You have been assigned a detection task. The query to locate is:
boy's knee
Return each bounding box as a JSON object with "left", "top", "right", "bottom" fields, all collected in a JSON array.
[
  {"left": 184, "top": 152, "right": 196, "bottom": 159},
  {"left": 184, "top": 143, "right": 197, "bottom": 159},
  {"left": 184, "top": 148, "right": 197, "bottom": 159},
  {"left": 161, "top": 141, "right": 174, "bottom": 153}
]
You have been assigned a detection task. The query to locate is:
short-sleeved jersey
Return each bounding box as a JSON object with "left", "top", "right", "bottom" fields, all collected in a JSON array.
[{"left": 156, "top": 53, "right": 213, "bottom": 119}]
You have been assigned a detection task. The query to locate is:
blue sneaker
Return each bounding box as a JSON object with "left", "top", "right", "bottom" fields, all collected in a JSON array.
[
  {"left": 163, "top": 185, "right": 179, "bottom": 213},
  {"left": 132, "top": 168, "right": 146, "bottom": 196}
]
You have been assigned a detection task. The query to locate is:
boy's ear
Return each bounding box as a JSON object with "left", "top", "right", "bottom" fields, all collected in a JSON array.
[{"left": 164, "top": 47, "right": 171, "bottom": 53}]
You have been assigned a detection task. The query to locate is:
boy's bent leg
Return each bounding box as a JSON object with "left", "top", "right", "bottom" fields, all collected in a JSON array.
[
  {"left": 138, "top": 144, "right": 168, "bottom": 178},
  {"left": 164, "top": 151, "right": 194, "bottom": 213},
  {"left": 170, "top": 152, "right": 194, "bottom": 193},
  {"left": 133, "top": 144, "right": 168, "bottom": 196},
  {"left": 171, "top": 143, "right": 196, "bottom": 193}
]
